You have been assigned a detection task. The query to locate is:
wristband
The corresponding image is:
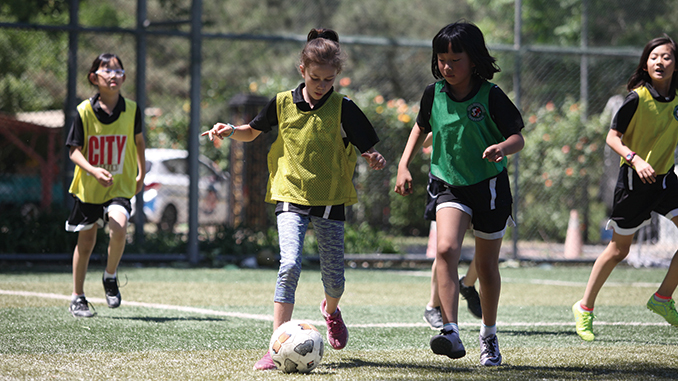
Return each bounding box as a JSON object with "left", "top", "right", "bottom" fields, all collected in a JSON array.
[
  {"left": 225, "top": 124, "right": 236, "bottom": 138},
  {"left": 625, "top": 151, "right": 636, "bottom": 164}
]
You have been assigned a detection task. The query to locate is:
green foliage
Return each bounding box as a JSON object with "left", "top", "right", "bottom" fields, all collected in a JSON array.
[
  {"left": 0, "top": 0, "right": 68, "bottom": 23},
  {"left": 0, "top": 205, "right": 77, "bottom": 253},
  {"left": 301, "top": 222, "right": 400, "bottom": 255},
  {"left": 349, "top": 88, "right": 430, "bottom": 236},
  {"left": 518, "top": 97, "right": 608, "bottom": 243}
]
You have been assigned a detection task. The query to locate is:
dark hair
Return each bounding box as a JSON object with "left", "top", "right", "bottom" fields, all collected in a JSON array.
[
  {"left": 87, "top": 53, "right": 124, "bottom": 86},
  {"left": 300, "top": 28, "right": 345, "bottom": 73},
  {"left": 627, "top": 34, "right": 678, "bottom": 93},
  {"left": 431, "top": 21, "right": 500, "bottom": 80}
]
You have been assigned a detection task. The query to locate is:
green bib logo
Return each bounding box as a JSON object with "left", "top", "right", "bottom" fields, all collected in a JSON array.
[{"left": 467, "top": 103, "right": 486, "bottom": 122}]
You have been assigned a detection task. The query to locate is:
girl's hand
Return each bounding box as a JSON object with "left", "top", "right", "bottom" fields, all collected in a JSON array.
[
  {"left": 632, "top": 157, "right": 656, "bottom": 184},
  {"left": 361, "top": 150, "right": 386, "bottom": 170},
  {"left": 93, "top": 167, "right": 113, "bottom": 187},
  {"left": 394, "top": 167, "right": 413, "bottom": 196},
  {"left": 482, "top": 144, "right": 505, "bottom": 163},
  {"left": 201, "top": 123, "right": 233, "bottom": 141}
]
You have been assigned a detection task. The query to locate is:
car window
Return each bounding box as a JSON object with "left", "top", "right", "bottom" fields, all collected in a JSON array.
[
  {"left": 163, "top": 158, "right": 187, "bottom": 174},
  {"left": 199, "top": 162, "right": 217, "bottom": 178}
]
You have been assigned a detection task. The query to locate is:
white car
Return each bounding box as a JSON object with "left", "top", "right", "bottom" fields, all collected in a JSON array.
[{"left": 132, "top": 148, "right": 230, "bottom": 231}]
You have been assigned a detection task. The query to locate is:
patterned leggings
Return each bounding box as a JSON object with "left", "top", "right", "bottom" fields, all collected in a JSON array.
[{"left": 274, "top": 212, "right": 345, "bottom": 304}]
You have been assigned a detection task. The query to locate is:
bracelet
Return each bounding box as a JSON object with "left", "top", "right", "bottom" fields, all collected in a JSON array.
[
  {"left": 225, "top": 124, "right": 236, "bottom": 138},
  {"left": 625, "top": 151, "right": 636, "bottom": 164}
]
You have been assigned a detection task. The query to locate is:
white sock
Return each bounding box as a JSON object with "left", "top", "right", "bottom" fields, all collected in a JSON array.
[
  {"left": 71, "top": 293, "right": 84, "bottom": 301},
  {"left": 480, "top": 324, "right": 497, "bottom": 338},
  {"left": 103, "top": 271, "right": 117, "bottom": 280},
  {"left": 426, "top": 305, "right": 436, "bottom": 311}
]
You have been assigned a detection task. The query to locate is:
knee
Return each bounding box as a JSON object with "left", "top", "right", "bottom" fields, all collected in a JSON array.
[
  {"left": 277, "top": 262, "right": 302, "bottom": 284},
  {"left": 607, "top": 244, "right": 631, "bottom": 263},
  {"left": 437, "top": 242, "right": 461, "bottom": 261}
]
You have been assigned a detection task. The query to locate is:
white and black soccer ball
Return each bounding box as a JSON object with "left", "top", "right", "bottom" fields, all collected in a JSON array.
[{"left": 269, "top": 320, "right": 324, "bottom": 373}]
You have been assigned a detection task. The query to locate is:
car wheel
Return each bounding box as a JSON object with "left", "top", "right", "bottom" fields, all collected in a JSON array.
[{"left": 158, "top": 204, "right": 177, "bottom": 232}]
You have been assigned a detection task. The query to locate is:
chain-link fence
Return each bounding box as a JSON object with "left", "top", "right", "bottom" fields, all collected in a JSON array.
[{"left": 2, "top": 0, "right": 678, "bottom": 265}]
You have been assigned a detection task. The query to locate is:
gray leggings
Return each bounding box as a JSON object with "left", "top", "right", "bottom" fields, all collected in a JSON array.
[{"left": 274, "top": 212, "right": 345, "bottom": 304}]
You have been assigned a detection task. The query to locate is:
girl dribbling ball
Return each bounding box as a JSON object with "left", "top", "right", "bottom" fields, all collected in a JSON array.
[{"left": 203, "top": 28, "right": 386, "bottom": 371}]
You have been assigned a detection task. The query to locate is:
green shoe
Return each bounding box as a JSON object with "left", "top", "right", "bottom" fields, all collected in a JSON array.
[
  {"left": 572, "top": 301, "right": 595, "bottom": 341},
  {"left": 647, "top": 296, "right": 678, "bottom": 326}
]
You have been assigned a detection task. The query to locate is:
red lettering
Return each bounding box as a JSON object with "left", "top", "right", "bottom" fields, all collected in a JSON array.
[
  {"left": 99, "top": 136, "right": 106, "bottom": 164},
  {"left": 116, "top": 136, "right": 127, "bottom": 164},
  {"left": 88, "top": 136, "right": 99, "bottom": 165},
  {"left": 105, "top": 136, "right": 116, "bottom": 164}
]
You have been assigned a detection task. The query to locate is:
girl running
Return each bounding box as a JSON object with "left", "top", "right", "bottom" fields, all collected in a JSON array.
[
  {"left": 573, "top": 35, "right": 678, "bottom": 341},
  {"left": 395, "top": 21, "right": 524, "bottom": 366}
]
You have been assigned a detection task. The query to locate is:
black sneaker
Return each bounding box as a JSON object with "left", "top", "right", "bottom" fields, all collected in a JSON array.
[
  {"left": 423, "top": 306, "right": 444, "bottom": 330},
  {"left": 459, "top": 276, "right": 482, "bottom": 319},
  {"left": 430, "top": 329, "right": 466, "bottom": 359},
  {"left": 69, "top": 296, "right": 95, "bottom": 318},
  {"left": 102, "top": 276, "right": 121, "bottom": 308}
]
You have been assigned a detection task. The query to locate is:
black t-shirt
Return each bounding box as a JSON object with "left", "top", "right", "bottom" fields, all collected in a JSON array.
[
  {"left": 66, "top": 94, "right": 143, "bottom": 148},
  {"left": 416, "top": 79, "right": 524, "bottom": 138}
]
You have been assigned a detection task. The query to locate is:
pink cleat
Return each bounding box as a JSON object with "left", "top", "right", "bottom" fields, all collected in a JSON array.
[
  {"left": 253, "top": 350, "right": 276, "bottom": 370},
  {"left": 320, "top": 299, "right": 349, "bottom": 350}
]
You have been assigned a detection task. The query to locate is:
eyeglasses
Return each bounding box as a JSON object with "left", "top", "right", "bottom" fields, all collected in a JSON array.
[{"left": 95, "top": 68, "right": 125, "bottom": 78}]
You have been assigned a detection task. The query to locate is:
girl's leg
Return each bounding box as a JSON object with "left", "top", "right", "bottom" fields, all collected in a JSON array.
[
  {"left": 312, "top": 216, "right": 349, "bottom": 350},
  {"left": 464, "top": 255, "right": 479, "bottom": 286},
  {"left": 656, "top": 216, "right": 678, "bottom": 298},
  {"left": 313, "top": 217, "right": 345, "bottom": 313},
  {"left": 427, "top": 222, "right": 441, "bottom": 308},
  {"left": 473, "top": 237, "right": 502, "bottom": 326},
  {"left": 429, "top": 259, "right": 440, "bottom": 308},
  {"left": 72, "top": 226, "right": 98, "bottom": 295},
  {"left": 581, "top": 232, "right": 634, "bottom": 309},
  {"left": 273, "top": 212, "right": 309, "bottom": 330},
  {"left": 105, "top": 209, "right": 128, "bottom": 275},
  {"left": 435, "top": 207, "right": 472, "bottom": 325}
]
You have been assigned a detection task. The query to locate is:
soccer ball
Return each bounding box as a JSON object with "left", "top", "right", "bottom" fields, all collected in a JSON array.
[{"left": 269, "top": 320, "right": 324, "bottom": 373}]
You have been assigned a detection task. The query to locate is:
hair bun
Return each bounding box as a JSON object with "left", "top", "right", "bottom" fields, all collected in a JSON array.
[{"left": 307, "top": 28, "right": 339, "bottom": 43}]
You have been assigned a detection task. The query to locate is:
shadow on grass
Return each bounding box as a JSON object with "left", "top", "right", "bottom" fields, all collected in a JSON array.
[
  {"left": 499, "top": 364, "right": 678, "bottom": 380},
  {"left": 322, "top": 357, "right": 473, "bottom": 374},
  {"left": 322, "top": 358, "right": 677, "bottom": 379}
]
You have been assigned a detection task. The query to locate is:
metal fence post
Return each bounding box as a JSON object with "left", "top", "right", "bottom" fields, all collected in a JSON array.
[
  {"left": 187, "top": 0, "right": 203, "bottom": 265},
  {"left": 134, "top": 0, "right": 148, "bottom": 245}
]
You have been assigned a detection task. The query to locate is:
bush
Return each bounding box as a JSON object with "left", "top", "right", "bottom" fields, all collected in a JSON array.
[{"left": 518, "top": 98, "right": 608, "bottom": 243}]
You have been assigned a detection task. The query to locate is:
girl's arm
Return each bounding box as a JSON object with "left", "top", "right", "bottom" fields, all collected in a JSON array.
[
  {"left": 69, "top": 146, "right": 113, "bottom": 187},
  {"left": 482, "top": 132, "right": 525, "bottom": 163},
  {"left": 395, "top": 123, "right": 427, "bottom": 196},
  {"left": 202, "top": 123, "right": 262, "bottom": 142},
  {"left": 606, "top": 128, "right": 656, "bottom": 184},
  {"left": 135, "top": 133, "right": 146, "bottom": 195}
]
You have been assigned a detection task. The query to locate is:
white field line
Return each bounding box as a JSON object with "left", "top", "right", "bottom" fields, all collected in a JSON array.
[
  {"left": 398, "top": 271, "right": 660, "bottom": 288},
  {"left": 0, "top": 289, "right": 668, "bottom": 328}
]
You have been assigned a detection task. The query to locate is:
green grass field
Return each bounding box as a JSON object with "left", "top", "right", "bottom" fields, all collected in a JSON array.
[{"left": 1, "top": 262, "right": 677, "bottom": 380}]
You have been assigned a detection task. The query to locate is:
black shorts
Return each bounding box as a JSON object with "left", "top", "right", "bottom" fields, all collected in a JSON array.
[
  {"left": 65, "top": 196, "right": 132, "bottom": 232},
  {"left": 424, "top": 170, "right": 514, "bottom": 239},
  {"left": 608, "top": 165, "right": 678, "bottom": 235}
]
